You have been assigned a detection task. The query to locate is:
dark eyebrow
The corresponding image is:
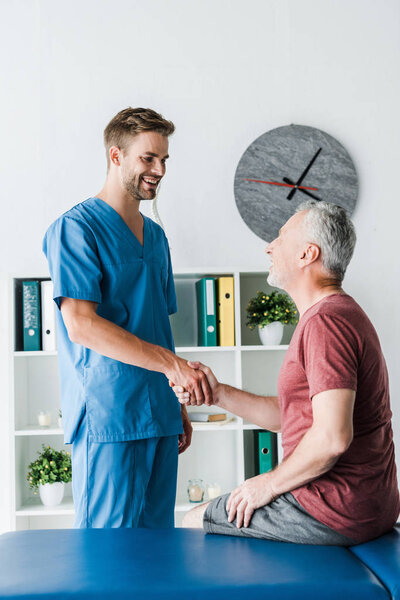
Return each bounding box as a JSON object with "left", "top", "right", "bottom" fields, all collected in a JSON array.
[{"left": 143, "top": 152, "right": 169, "bottom": 159}]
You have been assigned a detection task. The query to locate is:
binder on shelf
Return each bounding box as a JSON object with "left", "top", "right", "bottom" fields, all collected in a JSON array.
[
  {"left": 257, "top": 430, "right": 278, "bottom": 474},
  {"left": 217, "top": 276, "right": 235, "bottom": 346},
  {"left": 196, "top": 278, "right": 217, "bottom": 346},
  {"left": 41, "top": 280, "right": 57, "bottom": 352},
  {"left": 22, "top": 281, "right": 41, "bottom": 351}
]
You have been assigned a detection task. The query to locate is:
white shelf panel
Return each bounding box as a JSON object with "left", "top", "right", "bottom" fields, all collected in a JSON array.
[
  {"left": 191, "top": 417, "right": 240, "bottom": 431},
  {"left": 242, "top": 422, "right": 262, "bottom": 430},
  {"left": 176, "top": 346, "right": 236, "bottom": 353},
  {"left": 240, "top": 345, "right": 289, "bottom": 351},
  {"left": 175, "top": 501, "right": 194, "bottom": 512},
  {"left": 14, "top": 346, "right": 288, "bottom": 357},
  {"left": 14, "top": 351, "right": 58, "bottom": 357},
  {"left": 16, "top": 497, "right": 75, "bottom": 516},
  {"left": 15, "top": 427, "right": 64, "bottom": 436}
]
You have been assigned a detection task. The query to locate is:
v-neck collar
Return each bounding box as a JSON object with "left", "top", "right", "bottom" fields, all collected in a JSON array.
[{"left": 92, "top": 197, "right": 147, "bottom": 256}]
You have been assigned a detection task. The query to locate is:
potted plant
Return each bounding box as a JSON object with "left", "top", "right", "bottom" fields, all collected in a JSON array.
[
  {"left": 246, "top": 290, "right": 298, "bottom": 345},
  {"left": 26, "top": 444, "right": 72, "bottom": 507}
]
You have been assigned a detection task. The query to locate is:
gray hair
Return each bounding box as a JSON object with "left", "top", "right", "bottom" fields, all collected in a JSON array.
[{"left": 296, "top": 200, "right": 356, "bottom": 282}]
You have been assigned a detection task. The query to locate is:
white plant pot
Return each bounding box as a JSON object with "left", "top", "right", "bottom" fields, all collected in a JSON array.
[
  {"left": 258, "top": 322, "right": 284, "bottom": 346},
  {"left": 39, "top": 482, "right": 65, "bottom": 507}
]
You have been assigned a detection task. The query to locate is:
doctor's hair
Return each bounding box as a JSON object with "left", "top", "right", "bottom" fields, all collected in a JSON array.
[
  {"left": 104, "top": 107, "right": 175, "bottom": 170},
  {"left": 296, "top": 200, "right": 356, "bottom": 282}
]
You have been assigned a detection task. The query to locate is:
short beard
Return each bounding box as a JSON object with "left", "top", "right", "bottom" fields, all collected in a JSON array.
[
  {"left": 122, "top": 173, "right": 156, "bottom": 201},
  {"left": 267, "top": 270, "right": 285, "bottom": 290}
]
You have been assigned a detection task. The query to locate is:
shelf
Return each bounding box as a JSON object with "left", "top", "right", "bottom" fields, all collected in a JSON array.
[
  {"left": 240, "top": 345, "right": 288, "bottom": 351},
  {"left": 14, "top": 351, "right": 58, "bottom": 357},
  {"left": 176, "top": 346, "right": 236, "bottom": 353},
  {"left": 14, "top": 346, "right": 288, "bottom": 357},
  {"left": 16, "top": 498, "right": 213, "bottom": 516},
  {"left": 191, "top": 417, "right": 240, "bottom": 431},
  {"left": 242, "top": 422, "right": 263, "bottom": 430},
  {"left": 15, "top": 427, "right": 64, "bottom": 436},
  {"left": 16, "top": 497, "right": 75, "bottom": 517},
  {"left": 175, "top": 501, "right": 194, "bottom": 512}
]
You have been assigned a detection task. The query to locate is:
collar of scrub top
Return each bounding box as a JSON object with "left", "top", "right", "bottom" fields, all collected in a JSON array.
[{"left": 93, "top": 196, "right": 147, "bottom": 257}]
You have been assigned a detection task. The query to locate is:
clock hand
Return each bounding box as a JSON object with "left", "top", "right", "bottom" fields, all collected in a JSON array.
[
  {"left": 283, "top": 177, "right": 321, "bottom": 201},
  {"left": 243, "top": 178, "right": 319, "bottom": 191},
  {"left": 287, "top": 147, "right": 322, "bottom": 200}
]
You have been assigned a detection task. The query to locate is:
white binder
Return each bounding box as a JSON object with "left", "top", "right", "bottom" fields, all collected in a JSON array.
[{"left": 41, "top": 280, "right": 57, "bottom": 351}]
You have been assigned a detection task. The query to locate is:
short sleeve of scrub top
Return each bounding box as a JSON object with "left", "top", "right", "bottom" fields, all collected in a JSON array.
[{"left": 43, "top": 216, "right": 103, "bottom": 310}]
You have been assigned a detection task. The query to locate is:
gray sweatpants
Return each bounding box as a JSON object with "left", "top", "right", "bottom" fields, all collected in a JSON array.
[{"left": 203, "top": 492, "right": 356, "bottom": 546}]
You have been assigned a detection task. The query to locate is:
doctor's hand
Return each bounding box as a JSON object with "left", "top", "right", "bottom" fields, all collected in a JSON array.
[
  {"left": 178, "top": 405, "right": 193, "bottom": 454},
  {"left": 226, "top": 473, "right": 278, "bottom": 529},
  {"left": 167, "top": 357, "right": 214, "bottom": 406},
  {"left": 170, "top": 361, "right": 219, "bottom": 407}
]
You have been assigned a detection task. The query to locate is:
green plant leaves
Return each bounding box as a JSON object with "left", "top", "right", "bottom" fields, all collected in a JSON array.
[
  {"left": 26, "top": 444, "right": 72, "bottom": 492},
  {"left": 246, "top": 291, "right": 298, "bottom": 329}
]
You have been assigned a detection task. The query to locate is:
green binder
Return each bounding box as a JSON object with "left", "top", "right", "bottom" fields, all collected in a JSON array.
[
  {"left": 196, "top": 278, "right": 217, "bottom": 346},
  {"left": 257, "top": 430, "right": 277, "bottom": 473},
  {"left": 23, "top": 280, "right": 41, "bottom": 351}
]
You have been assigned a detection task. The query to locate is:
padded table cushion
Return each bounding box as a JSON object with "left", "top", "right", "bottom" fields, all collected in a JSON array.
[
  {"left": 351, "top": 527, "right": 400, "bottom": 600},
  {"left": 0, "top": 528, "right": 389, "bottom": 599}
]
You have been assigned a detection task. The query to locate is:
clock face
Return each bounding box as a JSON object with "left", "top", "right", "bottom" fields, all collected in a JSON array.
[{"left": 234, "top": 124, "right": 358, "bottom": 243}]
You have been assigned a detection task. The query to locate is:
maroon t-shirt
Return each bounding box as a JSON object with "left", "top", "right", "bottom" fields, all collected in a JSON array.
[{"left": 278, "top": 293, "right": 399, "bottom": 543}]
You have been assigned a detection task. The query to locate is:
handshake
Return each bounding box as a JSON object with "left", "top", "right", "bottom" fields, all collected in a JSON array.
[{"left": 168, "top": 359, "right": 219, "bottom": 407}]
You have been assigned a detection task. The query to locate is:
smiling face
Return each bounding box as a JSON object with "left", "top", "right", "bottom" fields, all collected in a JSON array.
[
  {"left": 266, "top": 211, "right": 309, "bottom": 290},
  {"left": 118, "top": 131, "right": 169, "bottom": 201}
]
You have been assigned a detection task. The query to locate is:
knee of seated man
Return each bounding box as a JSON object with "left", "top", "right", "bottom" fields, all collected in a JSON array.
[{"left": 182, "top": 502, "right": 209, "bottom": 528}]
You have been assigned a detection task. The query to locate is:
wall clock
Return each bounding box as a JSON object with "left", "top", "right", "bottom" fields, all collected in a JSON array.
[{"left": 234, "top": 124, "right": 358, "bottom": 243}]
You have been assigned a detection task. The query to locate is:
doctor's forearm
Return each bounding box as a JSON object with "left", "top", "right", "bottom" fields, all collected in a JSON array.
[{"left": 69, "top": 312, "right": 178, "bottom": 375}]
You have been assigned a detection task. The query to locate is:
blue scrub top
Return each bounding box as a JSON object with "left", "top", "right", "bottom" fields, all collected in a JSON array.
[{"left": 43, "top": 197, "right": 183, "bottom": 444}]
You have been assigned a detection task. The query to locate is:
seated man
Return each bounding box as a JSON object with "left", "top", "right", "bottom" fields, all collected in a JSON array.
[{"left": 172, "top": 200, "right": 400, "bottom": 545}]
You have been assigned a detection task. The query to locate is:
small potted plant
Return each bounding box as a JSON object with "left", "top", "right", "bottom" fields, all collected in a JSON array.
[
  {"left": 246, "top": 290, "right": 298, "bottom": 345},
  {"left": 27, "top": 444, "right": 72, "bottom": 507}
]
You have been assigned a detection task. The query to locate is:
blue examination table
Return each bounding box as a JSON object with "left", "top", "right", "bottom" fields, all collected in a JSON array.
[{"left": 0, "top": 526, "right": 399, "bottom": 599}]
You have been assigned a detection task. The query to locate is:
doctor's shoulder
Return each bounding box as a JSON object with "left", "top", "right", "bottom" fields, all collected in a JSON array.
[{"left": 42, "top": 200, "right": 97, "bottom": 255}]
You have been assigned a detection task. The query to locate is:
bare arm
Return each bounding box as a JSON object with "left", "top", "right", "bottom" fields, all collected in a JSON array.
[
  {"left": 60, "top": 298, "right": 213, "bottom": 404},
  {"left": 172, "top": 361, "right": 281, "bottom": 432},
  {"left": 227, "top": 388, "right": 356, "bottom": 528},
  {"left": 215, "top": 384, "right": 281, "bottom": 432},
  {"left": 268, "top": 388, "right": 355, "bottom": 496}
]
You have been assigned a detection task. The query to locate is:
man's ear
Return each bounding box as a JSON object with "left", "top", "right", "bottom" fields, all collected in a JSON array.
[
  {"left": 300, "top": 243, "right": 320, "bottom": 268},
  {"left": 109, "top": 146, "right": 121, "bottom": 166}
]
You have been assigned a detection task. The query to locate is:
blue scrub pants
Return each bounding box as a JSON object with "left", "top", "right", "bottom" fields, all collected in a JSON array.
[{"left": 71, "top": 415, "right": 179, "bottom": 528}]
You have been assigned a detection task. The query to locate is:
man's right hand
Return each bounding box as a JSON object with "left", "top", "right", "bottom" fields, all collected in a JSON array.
[
  {"left": 169, "top": 360, "right": 219, "bottom": 407},
  {"left": 167, "top": 358, "right": 214, "bottom": 406}
]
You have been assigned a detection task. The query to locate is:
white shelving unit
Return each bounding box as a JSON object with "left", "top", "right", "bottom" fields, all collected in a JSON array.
[{"left": 9, "top": 269, "right": 294, "bottom": 530}]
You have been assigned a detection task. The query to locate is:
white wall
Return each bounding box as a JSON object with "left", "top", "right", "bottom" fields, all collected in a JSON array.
[{"left": 1, "top": 0, "right": 399, "bottom": 531}]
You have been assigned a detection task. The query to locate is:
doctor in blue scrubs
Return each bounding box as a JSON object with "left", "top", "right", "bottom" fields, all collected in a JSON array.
[{"left": 43, "top": 107, "right": 212, "bottom": 528}]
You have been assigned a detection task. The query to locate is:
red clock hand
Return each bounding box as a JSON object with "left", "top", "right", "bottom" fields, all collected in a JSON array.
[{"left": 243, "top": 178, "right": 318, "bottom": 191}]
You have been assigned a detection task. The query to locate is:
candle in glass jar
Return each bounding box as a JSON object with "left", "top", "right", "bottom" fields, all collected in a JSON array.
[
  {"left": 187, "top": 479, "right": 204, "bottom": 502},
  {"left": 207, "top": 483, "right": 221, "bottom": 500},
  {"left": 38, "top": 411, "right": 51, "bottom": 427}
]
